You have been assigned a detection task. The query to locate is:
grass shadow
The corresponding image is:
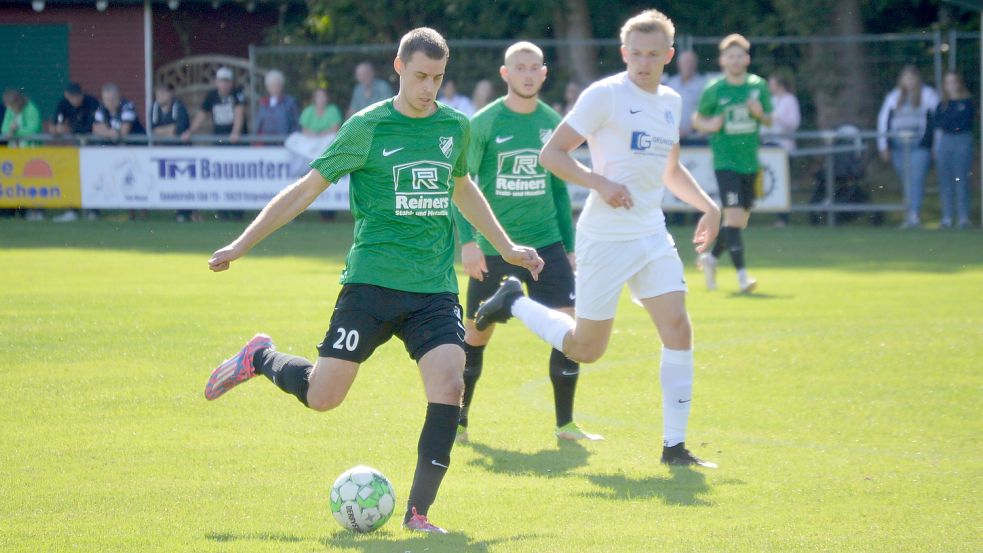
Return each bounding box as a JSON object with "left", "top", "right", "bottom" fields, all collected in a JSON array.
[
  {"left": 582, "top": 466, "right": 712, "bottom": 506},
  {"left": 322, "top": 530, "right": 537, "bottom": 552},
  {"left": 464, "top": 439, "right": 591, "bottom": 478},
  {"left": 724, "top": 291, "right": 794, "bottom": 300}
]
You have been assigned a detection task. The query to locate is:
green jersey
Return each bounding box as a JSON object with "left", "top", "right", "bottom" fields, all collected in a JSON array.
[
  {"left": 451, "top": 98, "right": 574, "bottom": 256},
  {"left": 697, "top": 73, "right": 772, "bottom": 174},
  {"left": 311, "top": 99, "right": 470, "bottom": 293}
]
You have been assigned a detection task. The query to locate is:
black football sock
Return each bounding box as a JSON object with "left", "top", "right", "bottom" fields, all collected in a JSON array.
[
  {"left": 404, "top": 402, "right": 459, "bottom": 522},
  {"left": 725, "top": 226, "right": 746, "bottom": 270},
  {"left": 549, "top": 348, "right": 579, "bottom": 428},
  {"left": 710, "top": 227, "right": 728, "bottom": 259},
  {"left": 252, "top": 349, "right": 313, "bottom": 407},
  {"left": 459, "top": 344, "right": 485, "bottom": 428}
]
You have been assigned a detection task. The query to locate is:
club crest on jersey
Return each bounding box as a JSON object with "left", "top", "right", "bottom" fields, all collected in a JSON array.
[
  {"left": 439, "top": 136, "right": 454, "bottom": 158},
  {"left": 665, "top": 110, "right": 674, "bottom": 125},
  {"left": 539, "top": 128, "right": 553, "bottom": 144}
]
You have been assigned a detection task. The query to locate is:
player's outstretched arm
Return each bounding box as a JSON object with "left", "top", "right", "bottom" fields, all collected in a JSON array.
[
  {"left": 541, "top": 123, "right": 633, "bottom": 209},
  {"left": 208, "top": 170, "right": 331, "bottom": 272},
  {"left": 663, "top": 144, "right": 721, "bottom": 253},
  {"left": 452, "top": 175, "right": 544, "bottom": 279}
]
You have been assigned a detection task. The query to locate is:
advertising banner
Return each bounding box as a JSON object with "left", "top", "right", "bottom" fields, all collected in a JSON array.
[
  {"left": 569, "top": 146, "right": 790, "bottom": 212},
  {"left": 79, "top": 146, "right": 349, "bottom": 210},
  {"left": 0, "top": 147, "right": 82, "bottom": 208}
]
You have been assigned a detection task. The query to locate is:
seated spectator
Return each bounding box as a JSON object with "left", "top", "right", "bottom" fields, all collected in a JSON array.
[
  {"left": 53, "top": 82, "right": 99, "bottom": 137},
  {"left": 438, "top": 79, "right": 474, "bottom": 116},
  {"left": 300, "top": 88, "right": 342, "bottom": 135},
  {"left": 92, "top": 83, "right": 145, "bottom": 143},
  {"left": 255, "top": 70, "right": 299, "bottom": 136},
  {"left": 182, "top": 66, "right": 247, "bottom": 145},
  {"left": 2, "top": 88, "right": 43, "bottom": 220},
  {"left": 471, "top": 79, "right": 494, "bottom": 112},
  {"left": 151, "top": 83, "right": 196, "bottom": 222},
  {"left": 346, "top": 62, "right": 392, "bottom": 118},
  {"left": 151, "top": 83, "right": 190, "bottom": 138}
]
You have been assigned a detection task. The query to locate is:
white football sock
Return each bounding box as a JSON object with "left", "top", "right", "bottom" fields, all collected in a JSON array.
[
  {"left": 511, "top": 296, "right": 575, "bottom": 352},
  {"left": 737, "top": 269, "right": 750, "bottom": 287},
  {"left": 660, "top": 347, "right": 693, "bottom": 448}
]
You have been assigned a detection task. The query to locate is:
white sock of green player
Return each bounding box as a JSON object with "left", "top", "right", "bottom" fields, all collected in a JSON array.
[
  {"left": 660, "top": 347, "right": 693, "bottom": 447},
  {"left": 511, "top": 297, "right": 574, "bottom": 352}
]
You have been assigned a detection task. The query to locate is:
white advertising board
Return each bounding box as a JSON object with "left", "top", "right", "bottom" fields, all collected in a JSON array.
[
  {"left": 569, "top": 146, "right": 790, "bottom": 212},
  {"left": 79, "top": 146, "right": 349, "bottom": 210}
]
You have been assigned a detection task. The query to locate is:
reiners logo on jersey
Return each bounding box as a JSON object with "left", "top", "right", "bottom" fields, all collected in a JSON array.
[
  {"left": 495, "top": 148, "right": 547, "bottom": 197},
  {"left": 392, "top": 160, "right": 452, "bottom": 217},
  {"left": 439, "top": 136, "right": 454, "bottom": 158}
]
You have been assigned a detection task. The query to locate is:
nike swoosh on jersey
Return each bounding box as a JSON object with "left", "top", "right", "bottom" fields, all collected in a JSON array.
[
  {"left": 629, "top": 108, "right": 642, "bottom": 114},
  {"left": 382, "top": 147, "right": 404, "bottom": 157},
  {"left": 495, "top": 136, "right": 513, "bottom": 144}
]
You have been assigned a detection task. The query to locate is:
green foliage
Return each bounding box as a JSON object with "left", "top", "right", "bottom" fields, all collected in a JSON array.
[{"left": 1, "top": 220, "right": 981, "bottom": 551}]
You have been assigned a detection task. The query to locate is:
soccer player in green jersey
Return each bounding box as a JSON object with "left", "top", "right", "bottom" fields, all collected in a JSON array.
[
  {"left": 450, "top": 42, "right": 600, "bottom": 444},
  {"left": 692, "top": 33, "right": 772, "bottom": 293},
  {"left": 202, "top": 28, "right": 544, "bottom": 534}
]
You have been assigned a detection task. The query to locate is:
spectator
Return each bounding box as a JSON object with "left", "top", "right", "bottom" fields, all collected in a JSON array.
[
  {"left": 183, "top": 66, "right": 247, "bottom": 144},
  {"left": 300, "top": 88, "right": 342, "bottom": 135},
  {"left": 297, "top": 87, "right": 343, "bottom": 221},
  {"left": 151, "top": 83, "right": 196, "bottom": 222},
  {"left": 471, "top": 79, "right": 494, "bottom": 112},
  {"left": 151, "top": 83, "right": 190, "bottom": 138},
  {"left": 764, "top": 69, "right": 801, "bottom": 227},
  {"left": 255, "top": 70, "right": 299, "bottom": 136},
  {"left": 665, "top": 50, "right": 708, "bottom": 144},
  {"left": 935, "top": 70, "right": 975, "bottom": 229},
  {"left": 552, "top": 80, "right": 583, "bottom": 116},
  {"left": 52, "top": 82, "right": 99, "bottom": 137},
  {"left": 2, "top": 89, "right": 43, "bottom": 220},
  {"left": 877, "top": 64, "right": 939, "bottom": 228},
  {"left": 438, "top": 79, "right": 474, "bottom": 116},
  {"left": 346, "top": 61, "right": 392, "bottom": 118},
  {"left": 92, "top": 83, "right": 145, "bottom": 143}
]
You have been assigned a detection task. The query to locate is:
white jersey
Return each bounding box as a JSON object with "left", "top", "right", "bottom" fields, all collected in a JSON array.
[{"left": 564, "top": 72, "right": 681, "bottom": 241}]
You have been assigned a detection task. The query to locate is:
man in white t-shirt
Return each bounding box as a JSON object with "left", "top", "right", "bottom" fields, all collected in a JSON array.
[{"left": 475, "top": 9, "right": 721, "bottom": 468}]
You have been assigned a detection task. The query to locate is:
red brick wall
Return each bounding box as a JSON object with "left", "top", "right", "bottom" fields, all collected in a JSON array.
[{"left": 0, "top": 4, "right": 147, "bottom": 119}]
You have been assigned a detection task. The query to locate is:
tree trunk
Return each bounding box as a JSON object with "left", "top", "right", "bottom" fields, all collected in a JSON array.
[
  {"left": 811, "top": 0, "right": 871, "bottom": 129},
  {"left": 554, "top": 0, "right": 598, "bottom": 84}
]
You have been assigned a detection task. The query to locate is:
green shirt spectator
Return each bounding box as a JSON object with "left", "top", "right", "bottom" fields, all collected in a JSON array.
[
  {"left": 2, "top": 89, "right": 42, "bottom": 140},
  {"left": 300, "top": 89, "right": 343, "bottom": 134}
]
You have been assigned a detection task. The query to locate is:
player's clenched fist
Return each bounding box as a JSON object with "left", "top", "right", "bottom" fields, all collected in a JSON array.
[{"left": 208, "top": 243, "right": 245, "bottom": 272}]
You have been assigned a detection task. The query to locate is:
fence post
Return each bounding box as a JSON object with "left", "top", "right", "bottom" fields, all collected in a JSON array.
[
  {"left": 823, "top": 131, "right": 836, "bottom": 227},
  {"left": 902, "top": 134, "right": 913, "bottom": 224},
  {"left": 934, "top": 29, "right": 944, "bottom": 90},
  {"left": 249, "top": 44, "right": 257, "bottom": 137}
]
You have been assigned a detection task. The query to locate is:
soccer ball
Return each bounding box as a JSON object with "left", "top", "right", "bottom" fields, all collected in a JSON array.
[{"left": 329, "top": 465, "right": 397, "bottom": 533}]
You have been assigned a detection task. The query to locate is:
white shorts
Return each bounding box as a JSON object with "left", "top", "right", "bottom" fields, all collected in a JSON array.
[{"left": 575, "top": 231, "right": 687, "bottom": 321}]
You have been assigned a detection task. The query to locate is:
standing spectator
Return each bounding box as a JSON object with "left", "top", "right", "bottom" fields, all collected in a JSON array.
[
  {"left": 151, "top": 83, "right": 190, "bottom": 139},
  {"left": 52, "top": 82, "right": 99, "bottom": 137},
  {"left": 877, "top": 64, "right": 939, "bottom": 228},
  {"left": 92, "top": 83, "right": 145, "bottom": 143},
  {"left": 693, "top": 33, "right": 772, "bottom": 293},
  {"left": 255, "top": 70, "right": 299, "bottom": 136},
  {"left": 346, "top": 61, "right": 392, "bottom": 118},
  {"left": 665, "top": 50, "right": 708, "bottom": 145},
  {"left": 552, "top": 80, "right": 583, "bottom": 116},
  {"left": 438, "top": 79, "right": 474, "bottom": 116},
  {"left": 2, "top": 89, "right": 43, "bottom": 220},
  {"left": 471, "top": 79, "right": 494, "bottom": 112},
  {"left": 152, "top": 83, "right": 195, "bottom": 222},
  {"left": 764, "top": 69, "right": 801, "bottom": 227},
  {"left": 298, "top": 88, "right": 343, "bottom": 221},
  {"left": 299, "top": 88, "right": 342, "bottom": 135},
  {"left": 183, "top": 66, "right": 247, "bottom": 144},
  {"left": 935, "top": 70, "right": 975, "bottom": 229}
]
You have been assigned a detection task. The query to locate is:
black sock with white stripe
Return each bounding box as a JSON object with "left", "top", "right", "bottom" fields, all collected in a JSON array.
[{"left": 404, "top": 402, "right": 459, "bottom": 522}]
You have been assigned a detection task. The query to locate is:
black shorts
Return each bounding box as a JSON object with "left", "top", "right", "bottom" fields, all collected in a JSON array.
[
  {"left": 316, "top": 284, "right": 465, "bottom": 363},
  {"left": 716, "top": 170, "right": 758, "bottom": 210},
  {"left": 465, "top": 241, "right": 575, "bottom": 320}
]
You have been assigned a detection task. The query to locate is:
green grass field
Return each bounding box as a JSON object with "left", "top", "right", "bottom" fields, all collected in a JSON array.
[{"left": 1, "top": 219, "right": 980, "bottom": 552}]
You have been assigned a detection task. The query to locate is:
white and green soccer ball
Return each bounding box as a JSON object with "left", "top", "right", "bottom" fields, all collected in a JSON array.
[{"left": 329, "top": 465, "right": 397, "bottom": 533}]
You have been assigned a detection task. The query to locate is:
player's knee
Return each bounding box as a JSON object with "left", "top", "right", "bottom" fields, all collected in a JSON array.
[
  {"left": 307, "top": 390, "right": 347, "bottom": 412},
  {"left": 567, "top": 342, "right": 605, "bottom": 364}
]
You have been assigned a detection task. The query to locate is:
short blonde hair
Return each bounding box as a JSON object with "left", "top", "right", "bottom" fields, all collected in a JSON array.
[
  {"left": 620, "top": 9, "right": 675, "bottom": 45},
  {"left": 719, "top": 33, "right": 750, "bottom": 53},
  {"left": 504, "top": 41, "right": 543, "bottom": 65}
]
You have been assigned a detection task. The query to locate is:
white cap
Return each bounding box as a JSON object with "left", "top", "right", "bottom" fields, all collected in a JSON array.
[{"left": 216, "top": 67, "right": 234, "bottom": 81}]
